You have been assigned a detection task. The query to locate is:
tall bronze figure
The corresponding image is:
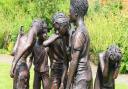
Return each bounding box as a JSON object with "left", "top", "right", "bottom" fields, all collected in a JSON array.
[
  {"left": 11, "top": 26, "right": 30, "bottom": 89},
  {"left": 27, "top": 21, "right": 49, "bottom": 89},
  {"left": 66, "top": 0, "right": 93, "bottom": 89},
  {"left": 10, "top": 19, "right": 47, "bottom": 78},
  {"left": 43, "top": 13, "right": 70, "bottom": 89},
  {"left": 94, "top": 45, "right": 122, "bottom": 89}
]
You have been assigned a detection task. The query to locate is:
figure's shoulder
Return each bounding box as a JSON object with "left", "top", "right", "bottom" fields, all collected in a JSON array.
[
  {"left": 99, "top": 52, "right": 105, "bottom": 62},
  {"left": 99, "top": 52, "right": 105, "bottom": 58},
  {"left": 74, "top": 30, "right": 87, "bottom": 40}
]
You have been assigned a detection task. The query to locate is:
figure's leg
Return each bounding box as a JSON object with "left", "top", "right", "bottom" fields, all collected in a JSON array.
[
  {"left": 50, "top": 78, "right": 60, "bottom": 89},
  {"left": 13, "top": 68, "right": 18, "bottom": 89},
  {"left": 73, "top": 79, "right": 92, "bottom": 89},
  {"left": 17, "top": 64, "right": 29, "bottom": 89},
  {"left": 42, "top": 71, "right": 49, "bottom": 89},
  {"left": 94, "top": 73, "right": 100, "bottom": 89},
  {"left": 50, "top": 69, "right": 61, "bottom": 89},
  {"left": 33, "top": 71, "right": 41, "bottom": 89}
]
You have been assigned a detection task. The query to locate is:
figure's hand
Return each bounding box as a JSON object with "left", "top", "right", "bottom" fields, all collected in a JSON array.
[
  {"left": 59, "top": 83, "right": 64, "bottom": 89},
  {"left": 10, "top": 52, "right": 15, "bottom": 56},
  {"left": 10, "top": 69, "right": 14, "bottom": 78}
]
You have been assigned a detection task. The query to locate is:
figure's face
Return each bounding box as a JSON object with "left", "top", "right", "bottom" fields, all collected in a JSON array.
[
  {"left": 54, "top": 22, "right": 69, "bottom": 36},
  {"left": 38, "top": 23, "right": 47, "bottom": 40},
  {"left": 69, "top": 7, "right": 77, "bottom": 22},
  {"left": 108, "top": 52, "right": 121, "bottom": 79}
]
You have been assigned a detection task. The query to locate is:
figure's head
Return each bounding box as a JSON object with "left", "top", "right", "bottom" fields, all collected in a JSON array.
[
  {"left": 106, "top": 45, "right": 122, "bottom": 63},
  {"left": 70, "top": 0, "right": 88, "bottom": 22},
  {"left": 106, "top": 44, "right": 122, "bottom": 79},
  {"left": 52, "top": 12, "right": 69, "bottom": 36},
  {"left": 32, "top": 19, "right": 48, "bottom": 40}
]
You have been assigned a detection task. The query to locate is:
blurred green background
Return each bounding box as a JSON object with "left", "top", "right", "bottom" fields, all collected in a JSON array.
[
  {"left": 0, "top": 0, "right": 127, "bottom": 74},
  {"left": 0, "top": 0, "right": 128, "bottom": 89}
]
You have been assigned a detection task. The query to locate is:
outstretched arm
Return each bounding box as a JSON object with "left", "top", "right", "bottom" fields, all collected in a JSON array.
[
  {"left": 66, "top": 32, "right": 86, "bottom": 89},
  {"left": 43, "top": 34, "right": 59, "bottom": 46}
]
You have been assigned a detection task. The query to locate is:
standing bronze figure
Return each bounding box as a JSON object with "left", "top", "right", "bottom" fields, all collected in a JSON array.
[
  {"left": 43, "top": 13, "right": 70, "bottom": 89},
  {"left": 11, "top": 26, "right": 30, "bottom": 89},
  {"left": 94, "top": 45, "right": 122, "bottom": 89},
  {"left": 10, "top": 19, "right": 47, "bottom": 78},
  {"left": 66, "top": 0, "right": 93, "bottom": 89},
  {"left": 27, "top": 21, "right": 49, "bottom": 89}
]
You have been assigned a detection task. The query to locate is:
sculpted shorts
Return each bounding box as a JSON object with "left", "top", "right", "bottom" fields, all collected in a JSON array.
[{"left": 14, "top": 61, "right": 29, "bottom": 89}]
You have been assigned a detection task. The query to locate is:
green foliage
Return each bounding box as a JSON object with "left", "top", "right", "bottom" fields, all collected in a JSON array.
[
  {"left": 0, "top": 0, "right": 128, "bottom": 73},
  {"left": 0, "top": 0, "right": 68, "bottom": 50},
  {"left": 86, "top": 0, "right": 128, "bottom": 73},
  {"left": 0, "top": 63, "right": 34, "bottom": 89}
]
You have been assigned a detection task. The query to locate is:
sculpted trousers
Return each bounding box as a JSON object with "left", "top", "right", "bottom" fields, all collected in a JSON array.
[
  {"left": 33, "top": 71, "right": 49, "bottom": 89},
  {"left": 50, "top": 63, "right": 65, "bottom": 89},
  {"left": 71, "top": 79, "right": 92, "bottom": 89}
]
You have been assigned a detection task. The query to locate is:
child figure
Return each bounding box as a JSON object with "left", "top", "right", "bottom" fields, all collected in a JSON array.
[{"left": 94, "top": 45, "right": 122, "bottom": 89}]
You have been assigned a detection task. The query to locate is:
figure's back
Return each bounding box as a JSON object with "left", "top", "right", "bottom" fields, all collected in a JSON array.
[{"left": 16, "top": 35, "right": 30, "bottom": 60}]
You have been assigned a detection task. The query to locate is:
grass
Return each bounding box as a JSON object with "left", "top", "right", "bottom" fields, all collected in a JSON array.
[
  {"left": 0, "top": 63, "right": 127, "bottom": 89},
  {"left": 0, "top": 63, "right": 34, "bottom": 89},
  {"left": 116, "top": 83, "right": 128, "bottom": 89}
]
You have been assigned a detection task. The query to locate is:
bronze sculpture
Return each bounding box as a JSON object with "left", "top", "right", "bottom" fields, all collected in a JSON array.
[
  {"left": 10, "top": 19, "right": 47, "bottom": 78},
  {"left": 43, "top": 12, "right": 70, "bottom": 89},
  {"left": 27, "top": 21, "right": 49, "bottom": 89},
  {"left": 66, "top": 0, "right": 93, "bottom": 89},
  {"left": 11, "top": 26, "right": 30, "bottom": 89},
  {"left": 94, "top": 45, "right": 122, "bottom": 89}
]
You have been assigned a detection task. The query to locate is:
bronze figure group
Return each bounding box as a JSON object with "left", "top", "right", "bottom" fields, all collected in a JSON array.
[{"left": 10, "top": 0, "right": 122, "bottom": 89}]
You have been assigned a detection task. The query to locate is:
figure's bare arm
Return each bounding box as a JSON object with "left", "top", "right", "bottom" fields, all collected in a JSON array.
[
  {"left": 43, "top": 34, "right": 59, "bottom": 46},
  {"left": 27, "top": 53, "right": 34, "bottom": 71},
  {"left": 113, "top": 62, "right": 121, "bottom": 79},
  {"left": 11, "top": 35, "right": 20, "bottom": 56},
  {"left": 99, "top": 53, "right": 109, "bottom": 78},
  {"left": 66, "top": 32, "right": 86, "bottom": 89},
  {"left": 11, "top": 26, "right": 24, "bottom": 56},
  {"left": 60, "top": 60, "right": 69, "bottom": 89},
  {"left": 99, "top": 53, "right": 105, "bottom": 73},
  {"left": 11, "top": 29, "right": 36, "bottom": 73},
  {"left": 10, "top": 58, "right": 15, "bottom": 78}
]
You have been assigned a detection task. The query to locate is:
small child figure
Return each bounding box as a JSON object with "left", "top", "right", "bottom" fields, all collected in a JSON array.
[{"left": 94, "top": 45, "right": 122, "bottom": 89}]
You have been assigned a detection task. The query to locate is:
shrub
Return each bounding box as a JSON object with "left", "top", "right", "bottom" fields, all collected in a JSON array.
[{"left": 86, "top": 0, "right": 128, "bottom": 73}]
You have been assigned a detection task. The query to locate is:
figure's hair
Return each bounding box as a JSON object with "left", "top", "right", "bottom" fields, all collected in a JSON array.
[
  {"left": 70, "top": 0, "right": 88, "bottom": 16},
  {"left": 52, "top": 12, "right": 69, "bottom": 27},
  {"left": 106, "top": 45, "right": 122, "bottom": 62},
  {"left": 32, "top": 18, "right": 47, "bottom": 31}
]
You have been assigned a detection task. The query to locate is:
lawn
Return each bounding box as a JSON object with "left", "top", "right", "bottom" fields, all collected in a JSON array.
[
  {"left": 0, "top": 63, "right": 127, "bottom": 89},
  {"left": 0, "top": 63, "right": 34, "bottom": 89}
]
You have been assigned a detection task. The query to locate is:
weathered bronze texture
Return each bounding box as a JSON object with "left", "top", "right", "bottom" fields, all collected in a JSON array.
[
  {"left": 94, "top": 45, "right": 122, "bottom": 89},
  {"left": 43, "top": 13, "right": 70, "bottom": 89},
  {"left": 66, "top": 0, "right": 93, "bottom": 89}
]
